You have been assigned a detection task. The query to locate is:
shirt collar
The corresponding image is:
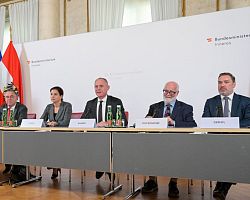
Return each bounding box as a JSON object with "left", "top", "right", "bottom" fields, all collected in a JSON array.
[
  {"left": 98, "top": 95, "right": 107, "bottom": 102},
  {"left": 164, "top": 99, "right": 176, "bottom": 107},
  {"left": 220, "top": 92, "right": 234, "bottom": 101}
]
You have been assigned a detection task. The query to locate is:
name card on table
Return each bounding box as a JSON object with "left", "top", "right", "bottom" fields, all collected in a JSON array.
[
  {"left": 200, "top": 117, "right": 239, "bottom": 128},
  {"left": 135, "top": 118, "right": 168, "bottom": 128},
  {"left": 21, "top": 119, "right": 44, "bottom": 128},
  {"left": 69, "top": 119, "right": 96, "bottom": 128}
]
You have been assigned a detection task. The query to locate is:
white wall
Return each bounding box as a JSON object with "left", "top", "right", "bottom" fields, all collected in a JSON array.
[{"left": 18, "top": 7, "right": 250, "bottom": 125}]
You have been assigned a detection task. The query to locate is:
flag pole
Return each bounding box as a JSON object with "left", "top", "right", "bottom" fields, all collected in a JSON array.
[{"left": 10, "top": 25, "right": 13, "bottom": 42}]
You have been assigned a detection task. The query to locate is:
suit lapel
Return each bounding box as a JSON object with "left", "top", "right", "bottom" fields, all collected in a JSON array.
[
  {"left": 93, "top": 98, "right": 98, "bottom": 120},
  {"left": 49, "top": 104, "right": 55, "bottom": 120},
  {"left": 155, "top": 101, "right": 164, "bottom": 118},
  {"left": 231, "top": 93, "right": 240, "bottom": 117},
  {"left": 214, "top": 96, "right": 223, "bottom": 117},
  {"left": 171, "top": 100, "right": 180, "bottom": 119},
  {"left": 13, "top": 103, "right": 18, "bottom": 119},
  {"left": 55, "top": 102, "right": 64, "bottom": 121}
]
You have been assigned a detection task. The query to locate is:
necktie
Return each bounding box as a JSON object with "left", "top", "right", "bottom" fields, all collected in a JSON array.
[
  {"left": 223, "top": 96, "right": 230, "bottom": 117},
  {"left": 164, "top": 104, "right": 171, "bottom": 117},
  {"left": 98, "top": 100, "right": 103, "bottom": 122}
]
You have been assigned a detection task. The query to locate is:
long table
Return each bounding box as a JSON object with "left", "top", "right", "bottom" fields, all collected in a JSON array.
[
  {"left": 113, "top": 132, "right": 250, "bottom": 183},
  {"left": 0, "top": 127, "right": 250, "bottom": 197},
  {"left": 2, "top": 131, "right": 111, "bottom": 172}
]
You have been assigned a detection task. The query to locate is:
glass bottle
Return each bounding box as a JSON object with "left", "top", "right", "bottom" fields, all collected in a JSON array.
[
  {"left": 115, "top": 105, "right": 122, "bottom": 127},
  {"left": 106, "top": 105, "right": 113, "bottom": 127},
  {"left": 2, "top": 108, "right": 7, "bottom": 127},
  {"left": 9, "top": 108, "right": 15, "bottom": 127}
]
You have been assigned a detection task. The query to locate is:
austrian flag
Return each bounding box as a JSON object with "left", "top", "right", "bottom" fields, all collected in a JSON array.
[{"left": 0, "top": 41, "right": 24, "bottom": 105}]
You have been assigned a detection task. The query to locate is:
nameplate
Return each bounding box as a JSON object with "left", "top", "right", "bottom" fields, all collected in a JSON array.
[
  {"left": 21, "top": 119, "right": 44, "bottom": 128},
  {"left": 135, "top": 118, "right": 168, "bottom": 128},
  {"left": 200, "top": 117, "right": 239, "bottom": 128},
  {"left": 69, "top": 119, "right": 96, "bottom": 128}
]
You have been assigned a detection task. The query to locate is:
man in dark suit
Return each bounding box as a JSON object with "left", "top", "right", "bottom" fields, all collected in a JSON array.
[
  {"left": 0, "top": 83, "right": 28, "bottom": 183},
  {"left": 202, "top": 72, "right": 250, "bottom": 200},
  {"left": 81, "top": 77, "right": 127, "bottom": 180},
  {"left": 141, "top": 81, "right": 197, "bottom": 198}
]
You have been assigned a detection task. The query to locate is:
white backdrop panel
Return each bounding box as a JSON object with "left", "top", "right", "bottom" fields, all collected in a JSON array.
[{"left": 19, "top": 7, "right": 250, "bottom": 125}]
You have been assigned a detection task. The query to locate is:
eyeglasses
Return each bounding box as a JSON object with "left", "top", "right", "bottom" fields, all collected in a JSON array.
[{"left": 163, "top": 90, "right": 177, "bottom": 95}]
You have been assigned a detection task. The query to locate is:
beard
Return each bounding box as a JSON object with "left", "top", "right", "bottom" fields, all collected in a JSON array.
[{"left": 163, "top": 95, "right": 176, "bottom": 104}]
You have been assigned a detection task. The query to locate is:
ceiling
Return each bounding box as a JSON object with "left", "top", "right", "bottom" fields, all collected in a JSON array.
[
  {"left": 0, "top": 0, "right": 10, "bottom": 3},
  {"left": 0, "top": 0, "right": 14, "bottom": 5}
]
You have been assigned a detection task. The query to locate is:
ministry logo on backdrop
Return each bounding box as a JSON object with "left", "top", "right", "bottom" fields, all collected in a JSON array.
[
  {"left": 206, "top": 33, "right": 250, "bottom": 47},
  {"left": 29, "top": 58, "right": 56, "bottom": 67}
]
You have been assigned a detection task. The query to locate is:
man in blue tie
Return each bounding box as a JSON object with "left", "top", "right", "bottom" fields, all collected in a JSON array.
[
  {"left": 202, "top": 72, "right": 250, "bottom": 200},
  {"left": 141, "top": 81, "right": 197, "bottom": 198}
]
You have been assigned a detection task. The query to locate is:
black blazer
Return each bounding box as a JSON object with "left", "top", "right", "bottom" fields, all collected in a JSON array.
[
  {"left": 202, "top": 93, "right": 250, "bottom": 128},
  {"left": 81, "top": 95, "right": 128, "bottom": 126},
  {"left": 40, "top": 101, "right": 72, "bottom": 127},
  {"left": 146, "top": 100, "right": 197, "bottom": 128},
  {"left": 0, "top": 102, "right": 27, "bottom": 126}
]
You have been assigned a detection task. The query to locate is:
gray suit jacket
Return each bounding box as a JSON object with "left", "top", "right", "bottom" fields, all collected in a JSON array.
[
  {"left": 0, "top": 102, "right": 27, "bottom": 126},
  {"left": 40, "top": 101, "right": 72, "bottom": 127}
]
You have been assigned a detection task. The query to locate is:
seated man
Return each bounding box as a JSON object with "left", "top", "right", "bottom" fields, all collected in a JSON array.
[
  {"left": 81, "top": 77, "right": 127, "bottom": 180},
  {"left": 0, "top": 83, "right": 29, "bottom": 183},
  {"left": 202, "top": 72, "right": 250, "bottom": 200},
  {"left": 142, "top": 81, "right": 197, "bottom": 198}
]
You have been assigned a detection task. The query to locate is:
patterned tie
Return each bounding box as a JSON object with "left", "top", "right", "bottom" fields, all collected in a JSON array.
[
  {"left": 164, "top": 104, "right": 171, "bottom": 117},
  {"left": 98, "top": 100, "right": 103, "bottom": 122},
  {"left": 223, "top": 96, "right": 230, "bottom": 117}
]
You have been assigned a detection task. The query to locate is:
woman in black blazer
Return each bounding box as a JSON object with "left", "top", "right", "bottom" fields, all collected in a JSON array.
[{"left": 40, "top": 86, "right": 72, "bottom": 179}]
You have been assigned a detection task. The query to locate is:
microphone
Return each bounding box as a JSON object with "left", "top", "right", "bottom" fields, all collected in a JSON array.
[
  {"left": 216, "top": 105, "right": 223, "bottom": 117},
  {"left": 83, "top": 108, "right": 91, "bottom": 118},
  {"left": 152, "top": 108, "right": 159, "bottom": 118}
]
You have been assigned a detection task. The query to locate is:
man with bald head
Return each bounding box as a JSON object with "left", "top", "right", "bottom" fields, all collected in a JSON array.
[
  {"left": 141, "top": 81, "right": 197, "bottom": 198},
  {"left": 81, "top": 77, "right": 127, "bottom": 180}
]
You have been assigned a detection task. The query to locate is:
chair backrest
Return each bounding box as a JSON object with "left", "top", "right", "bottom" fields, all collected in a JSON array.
[
  {"left": 71, "top": 112, "right": 83, "bottom": 119},
  {"left": 27, "top": 113, "right": 36, "bottom": 119},
  {"left": 125, "top": 111, "right": 129, "bottom": 121}
]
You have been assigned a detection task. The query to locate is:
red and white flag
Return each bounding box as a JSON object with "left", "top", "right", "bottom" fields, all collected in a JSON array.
[{"left": 0, "top": 41, "right": 24, "bottom": 105}]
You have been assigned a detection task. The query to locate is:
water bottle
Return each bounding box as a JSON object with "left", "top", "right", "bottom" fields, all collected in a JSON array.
[
  {"left": 106, "top": 105, "right": 113, "bottom": 127},
  {"left": 9, "top": 108, "right": 16, "bottom": 127},
  {"left": 2, "top": 108, "right": 7, "bottom": 127},
  {"left": 115, "top": 105, "right": 122, "bottom": 127}
]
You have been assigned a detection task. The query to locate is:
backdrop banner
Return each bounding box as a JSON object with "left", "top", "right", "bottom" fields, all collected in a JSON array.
[{"left": 17, "top": 7, "right": 250, "bottom": 125}]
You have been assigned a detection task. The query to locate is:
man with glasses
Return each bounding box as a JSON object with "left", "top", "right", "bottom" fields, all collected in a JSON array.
[
  {"left": 202, "top": 72, "right": 250, "bottom": 200},
  {"left": 0, "top": 83, "right": 28, "bottom": 183},
  {"left": 141, "top": 81, "right": 197, "bottom": 198}
]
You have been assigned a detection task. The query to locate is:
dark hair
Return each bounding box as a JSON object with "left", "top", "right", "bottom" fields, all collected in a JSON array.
[
  {"left": 50, "top": 86, "right": 64, "bottom": 97},
  {"left": 218, "top": 72, "right": 235, "bottom": 83}
]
